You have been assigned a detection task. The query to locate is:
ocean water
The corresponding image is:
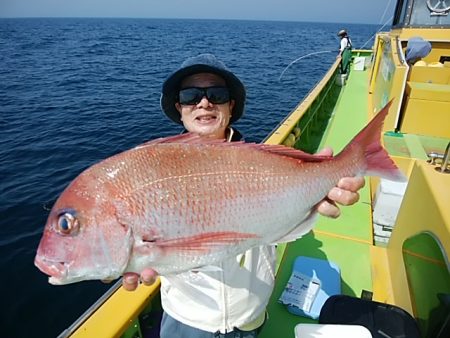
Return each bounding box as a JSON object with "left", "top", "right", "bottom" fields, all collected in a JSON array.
[{"left": 0, "top": 18, "right": 379, "bottom": 337}]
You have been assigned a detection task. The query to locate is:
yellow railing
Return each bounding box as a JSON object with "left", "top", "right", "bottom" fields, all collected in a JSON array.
[{"left": 67, "top": 279, "right": 161, "bottom": 338}]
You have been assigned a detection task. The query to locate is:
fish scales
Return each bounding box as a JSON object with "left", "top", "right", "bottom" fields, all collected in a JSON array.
[{"left": 121, "top": 144, "right": 313, "bottom": 242}]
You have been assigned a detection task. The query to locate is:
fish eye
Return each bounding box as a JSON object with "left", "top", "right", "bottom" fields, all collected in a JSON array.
[{"left": 56, "top": 212, "right": 78, "bottom": 235}]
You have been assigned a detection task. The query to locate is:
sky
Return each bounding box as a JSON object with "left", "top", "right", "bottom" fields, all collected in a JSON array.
[{"left": 0, "top": 0, "right": 396, "bottom": 24}]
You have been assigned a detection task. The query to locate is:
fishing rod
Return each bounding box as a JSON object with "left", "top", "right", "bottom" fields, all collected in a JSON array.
[
  {"left": 278, "top": 50, "right": 334, "bottom": 81},
  {"left": 360, "top": 0, "right": 394, "bottom": 49},
  {"left": 359, "top": 15, "right": 394, "bottom": 49},
  {"left": 379, "top": 0, "right": 393, "bottom": 26}
]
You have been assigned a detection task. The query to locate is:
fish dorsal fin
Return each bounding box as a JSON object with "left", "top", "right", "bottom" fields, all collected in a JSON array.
[
  {"left": 259, "top": 144, "right": 332, "bottom": 162},
  {"left": 137, "top": 133, "right": 332, "bottom": 162},
  {"left": 136, "top": 133, "right": 228, "bottom": 148}
]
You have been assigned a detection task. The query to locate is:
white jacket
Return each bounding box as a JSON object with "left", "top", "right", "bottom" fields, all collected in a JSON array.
[
  {"left": 160, "top": 245, "right": 276, "bottom": 333},
  {"left": 339, "top": 37, "right": 352, "bottom": 52}
]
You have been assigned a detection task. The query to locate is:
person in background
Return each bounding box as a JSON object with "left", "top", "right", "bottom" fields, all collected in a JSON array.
[
  {"left": 337, "top": 29, "right": 353, "bottom": 74},
  {"left": 122, "top": 54, "right": 365, "bottom": 338}
]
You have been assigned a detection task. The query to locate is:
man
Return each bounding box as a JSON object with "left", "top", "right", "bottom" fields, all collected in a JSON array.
[
  {"left": 337, "top": 29, "right": 352, "bottom": 74},
  {"left": 123, "top": 54, "right": 364, "bottom": 337}
]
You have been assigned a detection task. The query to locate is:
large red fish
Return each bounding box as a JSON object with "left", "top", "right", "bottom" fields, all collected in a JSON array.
[{"left": 35, "top": 101, "right": 404, "bottom": 285}]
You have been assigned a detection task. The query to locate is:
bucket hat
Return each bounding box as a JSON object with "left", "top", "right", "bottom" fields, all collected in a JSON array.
[
  {"left": 161, "top": 53, "right": 246, "bottom": 125},
  {"left": 337, "top": 29, "right": 347, "bottom": 37}
]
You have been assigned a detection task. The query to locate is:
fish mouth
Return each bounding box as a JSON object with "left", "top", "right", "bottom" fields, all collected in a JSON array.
[{"left": 34, "top": 255, "right": 68, "bottom": 280}]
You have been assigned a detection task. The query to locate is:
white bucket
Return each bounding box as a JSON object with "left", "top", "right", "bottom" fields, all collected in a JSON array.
[{"left": 335, "top": 74, "right": 347, "bottom": 86}]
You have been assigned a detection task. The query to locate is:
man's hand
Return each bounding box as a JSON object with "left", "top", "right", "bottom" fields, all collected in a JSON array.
[
  {"left": 314, "top": 147, "right": 365, "bottom": 218},
  {"left": 122, "top": 269, "right": 158, "bottom": 291}
]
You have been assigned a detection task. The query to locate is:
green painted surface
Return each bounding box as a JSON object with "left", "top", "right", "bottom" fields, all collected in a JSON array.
[
  {"left": 403, "top": 134, "right": 429, "bottom": 160},
  {"left": 295, "top": 79, "right": 343, "bottom": 154},
  {"left": 318, "top": 68, "right": 369, "bottom": 153},
  {"left": 383, "top": 132, "right": 411, "bottom": 157},
  {"left": 403, "top": 233, "right": 450, "bottom": 338},
  {"left": 315, "top": 197, "right": 372, "bottom": 242},
  {"left": 384, "top": 132, "right": 450, "bottom": 160},
  {"left": 404, "top": 232, "right": 448, "bottom": 260},
  {"left": 260, "top": 65, "right": 375, "bottom": 338}
]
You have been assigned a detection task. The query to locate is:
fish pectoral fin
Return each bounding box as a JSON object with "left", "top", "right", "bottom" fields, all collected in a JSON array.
[
  {"left": 273, "top": 210, "right": 318, "bottom": 244},
  {"left": 155, "top": 231, "right": 258, "bottom": 252},
  {"left": 132, "top": 235, "right": 162, "bottom": 255},
  {"left": 259, "top": 144, "right": 332, "bottom": 162},
  {"left": 191, "top": 265, "right": 223, "bottom": 272}
]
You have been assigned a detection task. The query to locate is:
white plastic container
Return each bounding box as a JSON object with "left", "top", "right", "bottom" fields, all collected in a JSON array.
[
  {"left": 335, "top": 74, "right": 347, "bottom": 86},
  {"left": 353, "top": 56, "right": 366, "bottom": 71},
  {"left": 295, "top": 323, "right": 373, "bottom": 338},
  {"left": 373, "top": 178, "right": 408, "bottom": 228}
]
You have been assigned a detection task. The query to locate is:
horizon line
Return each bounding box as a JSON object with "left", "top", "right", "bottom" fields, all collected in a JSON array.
[{"left": 0, "top": 16, "right": 387, "bottom": 26}]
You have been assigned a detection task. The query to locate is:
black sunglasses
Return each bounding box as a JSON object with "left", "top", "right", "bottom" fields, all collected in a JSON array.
[{"left": 178, "top": 86, "right": 231, "bottom": 105}]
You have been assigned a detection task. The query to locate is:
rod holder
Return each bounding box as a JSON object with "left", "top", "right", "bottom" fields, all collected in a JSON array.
[{"left": 435, "top": 142, "right": 450, "bottom": 174}]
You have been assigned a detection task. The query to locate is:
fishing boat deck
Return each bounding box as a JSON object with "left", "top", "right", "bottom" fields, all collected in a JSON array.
[{"left": 260, "top": 64, "right": 376, "bottom": 337}]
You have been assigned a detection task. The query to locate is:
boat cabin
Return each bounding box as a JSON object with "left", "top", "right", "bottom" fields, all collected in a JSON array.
[{"left": 369, "top": 0, "right": 450, "bottom": 139}]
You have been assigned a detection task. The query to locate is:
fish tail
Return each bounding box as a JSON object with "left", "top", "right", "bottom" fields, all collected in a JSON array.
[{"left": 340, "top": 100, "right": 406, "bottom": 182}]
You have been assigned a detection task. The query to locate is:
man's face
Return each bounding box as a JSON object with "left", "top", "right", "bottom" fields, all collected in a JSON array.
[{"left": 175, "top": 73, "right": 235, "bottom": 139}]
